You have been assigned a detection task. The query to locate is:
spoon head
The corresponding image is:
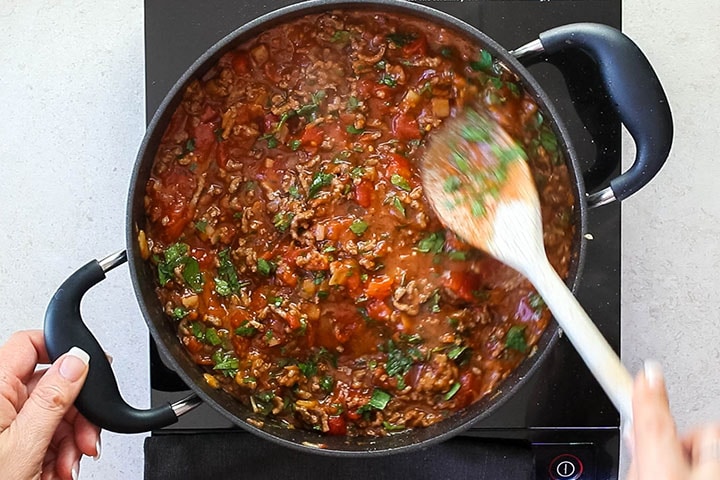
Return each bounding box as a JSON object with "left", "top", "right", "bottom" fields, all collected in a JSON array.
[{"left": 421, "top": 108, "right": 543, "bottom": 268}]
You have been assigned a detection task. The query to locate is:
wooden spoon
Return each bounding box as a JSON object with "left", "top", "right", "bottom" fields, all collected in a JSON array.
[{"left": 421, "top": 108, "right": 634, "bottom": 424}]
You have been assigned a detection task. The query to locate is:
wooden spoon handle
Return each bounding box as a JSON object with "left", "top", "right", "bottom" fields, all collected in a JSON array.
[{"left": 525, "top": 259, "right": 634, "bottom": 424}]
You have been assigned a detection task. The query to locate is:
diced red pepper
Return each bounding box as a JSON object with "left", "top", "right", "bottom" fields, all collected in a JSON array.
[
  {"left": 384, "top": 152, "right": 413, "bottom": 179},
  {"left": 327, "top": 415, "right": 347, "bottom": 435},
  {"left": 301, "top": 125, "right": 324, "bottom": 148},
  {"left": 354, "top": 180, "right": 373, "bottom": 208},
  {"left": 184, "top": 336, "right": 203, "bottom": 355},
  {"left": 365, "top": 275, "right": 394, "bottom": 300},
  {"left": 391, "top": 114, "right": 422, "bottom": 142}
]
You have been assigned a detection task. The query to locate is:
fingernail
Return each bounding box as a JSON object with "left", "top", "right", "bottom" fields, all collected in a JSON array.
[
  {"left": 94, "top": 435, "right": 102, "bottom": 461},
  {"left": 71, "top": 460, "right": 79, "bottom": 480},
  {"left": 59, "top": 347, "right": 90, "bottom": 382},
  {"left": 643, "top": 359, "right": 664, "bottom": 389}
]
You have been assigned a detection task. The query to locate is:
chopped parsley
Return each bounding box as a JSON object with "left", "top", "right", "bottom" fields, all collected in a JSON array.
[
  {"left": 288, "top": 139, "right": 302, "bottom": 151},
  {"left": 156, "top": 243, "right": 204, "bottom": 293},
  {"left": 257, "top": 258, "right": 277, "bottom": 276},
  {"left": 349, "top": 219, "right": 369, "bottom": 236},
  {"left": 215, "top": 248, "right": 249, "bottom": 296},
  {"left": 379, "top": 73, "right": 397, "bottom": 88},
  {"left": 392, "top": 196, "right": 405, "bottom": 216},
  {"left": 358, "top": 388, "right": 391, "bottom": 414},
  {"left": 171, "top": 307, "right": 188, "bottom": 319},
  {"left": 346, "top": 125, "right": 364, "bottom": 135},
  {"left": 308, "top": 171, "right": 334, "bottom": 198},
  {"left": 260, "top": 133, "right": 279, "bottom": 148},
  {"left": 390, "top": 174, "right": 411, "bottom": 192},
  {"left": 211, "top": 350, "right": 240, "bottom": 376},
  {"left": 273, "top": 212, "right": 295, "bottom": 233},
  {"left": 505, "top": 325, "right": 528, "bottom": 353},
  {"left": 386, "top": 32, "right": 416, "bottom": 47},
  {"left": 416, "top": 232, "right": 445, "bottom": 254},
  {"left": 330, "top": 29, "right": 351, "bottom": 43},
  {"left": 288, "top": 184, "right": 301, "bottom": 198},
  {"left": 443, "top": 175, "right": 462, "bottom": 193},
  {"left": 347, "top": 96, "right": 360, "bottom": 111},
  {"left": 195, "top": 219, "right": 208, "bottom": 233},
  {"left": 470, "top": 49, "right": 493, "bottom": 72},
  {"left": 444, "top": 382, "right": 461, "bottom": 400},
  {"left": 235, "top": 321, "right": 258, "bottom": 337}
]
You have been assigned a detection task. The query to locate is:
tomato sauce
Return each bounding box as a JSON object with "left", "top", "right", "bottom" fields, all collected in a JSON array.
[{"left": 140, "top": 10, "right": 574, "bottom": 436}]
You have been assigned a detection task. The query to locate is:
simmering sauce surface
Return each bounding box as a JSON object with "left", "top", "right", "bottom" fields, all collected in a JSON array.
[{"left": 140, "top": 10, "right": 575, "bottom": 436}]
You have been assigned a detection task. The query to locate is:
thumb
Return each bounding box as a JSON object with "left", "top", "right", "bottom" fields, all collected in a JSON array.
[{"left": 11, "top": 347, "right": 89, "bottom": 463}]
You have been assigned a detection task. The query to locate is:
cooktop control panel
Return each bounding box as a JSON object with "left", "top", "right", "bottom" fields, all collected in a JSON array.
[{"left": 534, "top": 444, "right": 596, "bottom": 480}]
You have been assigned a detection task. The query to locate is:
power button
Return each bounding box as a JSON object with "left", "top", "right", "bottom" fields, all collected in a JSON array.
[{"left": 549, "top": 453, "right": 584, "bottom": 480}]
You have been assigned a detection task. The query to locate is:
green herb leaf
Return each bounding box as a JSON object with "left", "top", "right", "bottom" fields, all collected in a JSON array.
[
  {"left": 416, "top": 232, "right": 445, "bottom": 254},
  {"left": 390, "top": 174, "right": 411, "bottom": 191},
  {"left": 288, "top": 185, "right": 301, "bottom": 198},
  {"left": 346, "top": 125, "right": 364, "bottom": 135},
  {"left": 235, "top": 321, "right": 258, "bottom": 337},
  {"left": 470, "top": 49, "right": 493, "bottom": 72},
  {"left": 205, "top": 328, "right": 223, "bottom": 346},
  {"left": 540, "top": 129, "right": 558, "bottom": 153},
  {"left": 528, "top": 293, "right": 545, "bottom": 314},
  {"left": 216, "top": 248, "right": 248, "bottom": 296},
  {"left": 386, "top": 32, "right": 416, "bottom": 47},
  {"left": 171, "top": 307, "right": 188, "bottom": 319},
  {"left": 330, "top": 29, "right": 351, "bottom": 43},
  {"left": 273, "top": 212, "right": 295, "bottom": 233},
  {"left": 297, "top": 359, "right": 318, "bottom": 378},
  {"left": 446, "top": 345, "right": 468, "bottom": 361},
  {"left": 368, "top": 388, "right": 391, "bottom": 410},
  {"left": 308, "top": 171, "right": 334, "bottom": 198},
  {"left": 443, "top": 175, "right": 462, "bottom": 193},
  {"left": 191, "top": 322, "right": 205, "bottom": 342},
  {"left": 347, "top": 96, "right": 360, "bottom": 111},
  {"left": 185, "top": 138, "right": 196, "bottom": 153},
  {"left": 181, "top": 257, "right": 204, "bottom": 293},
  {"left": 505, "top": 325, "right": 528, "bottom": 353},
  {"left": 440, "top": 46, "right": 453, "bottom": 58},
  {"left": 257, "top": 258, "right": 277, "bottom": 276},
  {"left": 319, "top": 375, "right": 334, "bottom": 393},
  {"left": 195, "top": 219, "right": 208, "bottom": 233},
  {"left": 212, "top": 351, "right": 240, "bottom": 376},
  {"left": 444, "top": 382, "right": 461, "bottom": 400},
  {"left": 448, "top": 251, "right": 467, "bottom": 261},
  {"left": 383, "top": 421, "right": 406, "bottom": 432},
  {"left": 379, "top": 73, "right": 397, "bottom": 88},
  {"left": 288, "top": 139, "right": 302, "bottom": 151},
  {"left": 392, "top": 196, "right": 405, "bottom": 216},
  {"left": 349, "top": 219, "right": 369, "bottom": 236}
]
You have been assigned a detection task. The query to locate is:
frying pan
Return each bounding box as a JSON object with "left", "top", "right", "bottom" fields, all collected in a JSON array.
[{"left": 44, "top": 0, "right": 672, "bottom": 456}]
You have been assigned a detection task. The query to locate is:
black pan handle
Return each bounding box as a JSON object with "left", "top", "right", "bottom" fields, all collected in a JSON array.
[
  {"left": 513, "top": 23, "right": 673, "bottom": 206},
  {"left": 44, "top": 251, "right": 201, "bottom": 433}
]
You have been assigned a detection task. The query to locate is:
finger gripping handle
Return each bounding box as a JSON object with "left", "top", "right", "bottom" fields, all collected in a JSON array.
[
  {"left": 539, "top": 23, "right": 673, "bottom": 201},
  {"left": 44, "top": 258, "right": 178, "bottom": 433}
]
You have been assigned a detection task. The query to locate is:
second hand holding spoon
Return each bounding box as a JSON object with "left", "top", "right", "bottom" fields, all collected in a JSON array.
[{"left": 421, "top": 109, "right": 634, "bottom": 424}]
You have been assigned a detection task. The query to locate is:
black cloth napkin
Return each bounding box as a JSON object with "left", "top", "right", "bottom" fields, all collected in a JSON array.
[{"left": 144, "top": 432, "right": 533, "bottom": 480}]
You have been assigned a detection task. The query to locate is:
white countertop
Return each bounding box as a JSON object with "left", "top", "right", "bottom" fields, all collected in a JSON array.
[{"left": 1, "top": 1, "right": 718, "bottom": 478}]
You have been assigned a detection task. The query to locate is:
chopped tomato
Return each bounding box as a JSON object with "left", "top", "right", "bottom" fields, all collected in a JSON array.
[
  {"left": 275, "top": 263, "right": 298, "bottom": 287},
  {"left": 199, "top": 105, "right": 218, "bottom": 123},
  {"left": 301, "top": 125, "right": 324, "bottom": 148},
  {"left": 354, "top": 180, "right": 373, "bottom": 208},
  {"left": 193, "top": 122, "right": 217, "bottom": 157},
  {"left": 184, "top": 336, "right": 203, "bottom": 355},
  {"left": 442, "top": 271, "right": 481, "bottom": 303},
  {"left": 392, "top": 114, "right": 422, "bottom": 142},
  {"left": 231, "top": 53, "right": 250, "bottom": 75},
  {"left": 327, "top": 416, "right": 347, "bottom": 435},
  {"left": 402, "top": 36, "right": 427, "bottom": 57},
  {"left": 365, "top": 275, "right": 394, "bottom": 300},
  {"left": 217, "top": 141, "right": 229, "bottom": 169},
  {"left": 366, "top": 298, "right": 392, "bottom": 322},
  {"left": 384, "top": 152, "right": 412, "bottom": 179}
]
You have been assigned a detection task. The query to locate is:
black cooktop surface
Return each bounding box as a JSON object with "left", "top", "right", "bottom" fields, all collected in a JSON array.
[{"left": 145, "top": 1, "right": 623, "bottom": 478}]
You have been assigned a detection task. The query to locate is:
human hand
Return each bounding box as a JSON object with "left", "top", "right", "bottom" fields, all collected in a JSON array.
[
  {"left": 627, "top": 361, "right": 720, "bottom": 479},
  {"left": 0, "top": 330, "right": 100, "bottom": 480}
]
